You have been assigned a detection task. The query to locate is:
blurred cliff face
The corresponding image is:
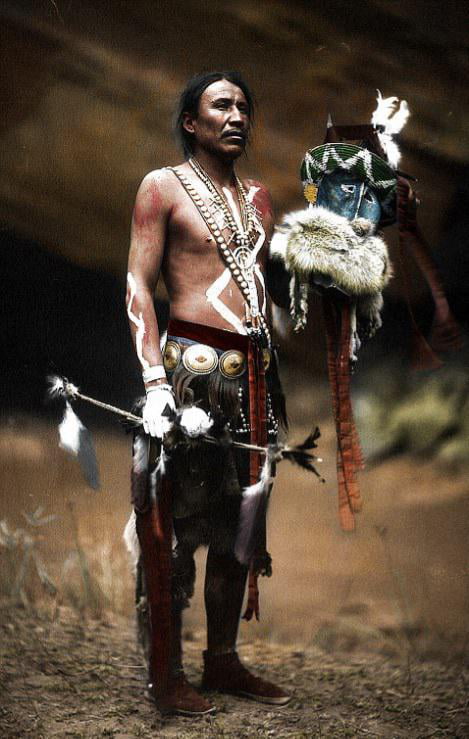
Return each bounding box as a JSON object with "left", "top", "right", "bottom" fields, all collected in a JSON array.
[
  {"left": 1, "top": 1, "right": 468, "bottom": 414},
  {"left": 1, "top": 0, "right": 468, "bottom": 277}
]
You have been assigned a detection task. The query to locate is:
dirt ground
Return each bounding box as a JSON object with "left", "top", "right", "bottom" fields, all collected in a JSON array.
[
  {"left": 0, "top": 602, "right": 467, "bottom": 739},
  {"left": 0, "top": 396, "right": 468, "bottom": 737}
]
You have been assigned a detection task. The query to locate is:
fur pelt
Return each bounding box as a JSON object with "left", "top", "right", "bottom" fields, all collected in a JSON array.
[
  {"left": 271, "top": 206, "right": 392, "bottom": 296},
  {"left": 270, "top": 206, "right": 393, "bottom": 333}
]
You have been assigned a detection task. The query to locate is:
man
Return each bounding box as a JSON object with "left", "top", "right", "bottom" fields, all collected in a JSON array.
[{"left": 126, "top": 71, "right": 290, "bottom": 716}]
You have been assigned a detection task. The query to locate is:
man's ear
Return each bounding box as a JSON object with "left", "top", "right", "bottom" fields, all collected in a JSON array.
[{"left": 182, "top": 112, "right": 196, "bottom": 135}]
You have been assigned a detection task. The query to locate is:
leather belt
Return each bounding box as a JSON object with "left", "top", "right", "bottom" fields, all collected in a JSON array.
[{"left": 163, "top": 338, "right": 271, "bottom": 377}]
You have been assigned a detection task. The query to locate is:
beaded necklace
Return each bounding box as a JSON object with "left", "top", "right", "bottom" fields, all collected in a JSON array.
[
  {"left": 169, "top": 164, "right": 271, "bottom": 346},
  {"left": 188, "top": 157, "right": 257, "bottom": 251}
]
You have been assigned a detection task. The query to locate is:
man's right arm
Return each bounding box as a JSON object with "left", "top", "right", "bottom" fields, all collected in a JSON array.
[{"left": 126, "top": 169, "right": 175, "bottom": 436}]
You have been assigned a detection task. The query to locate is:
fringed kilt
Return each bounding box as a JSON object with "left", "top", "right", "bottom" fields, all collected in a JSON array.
[{"left": 131, "top": 319, "right": 286, "bottom": 606}]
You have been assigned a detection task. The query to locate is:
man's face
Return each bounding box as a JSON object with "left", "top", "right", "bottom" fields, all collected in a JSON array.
[{"left": 183, "top": 79, "right": 250, "bottom": 160}]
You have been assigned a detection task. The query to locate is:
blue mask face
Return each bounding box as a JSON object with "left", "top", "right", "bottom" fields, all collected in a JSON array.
[{"left": 316, "top": 170, "right": 382, "bottom": 226}]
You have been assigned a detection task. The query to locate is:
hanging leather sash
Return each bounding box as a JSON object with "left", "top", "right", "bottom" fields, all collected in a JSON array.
[{"left": 322, "top": 296, "right": 364, "bottom": 531}]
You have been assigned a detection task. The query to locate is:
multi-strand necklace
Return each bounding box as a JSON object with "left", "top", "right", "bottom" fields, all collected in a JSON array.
[
  {"left": 170, "top": 158, "right": 270, "bottom": 345},
  {"left": 188, "top": 157, "right": 257, "bottom": 253}
]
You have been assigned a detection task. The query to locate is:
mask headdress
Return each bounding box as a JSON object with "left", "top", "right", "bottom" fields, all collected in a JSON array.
[{"left": 270, "top": 93, "right": 462, "bottom": 532}]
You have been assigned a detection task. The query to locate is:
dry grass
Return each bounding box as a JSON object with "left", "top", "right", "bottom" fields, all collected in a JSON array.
[
  {"left": 0, "top": 602, "right": 467, "bottom": 738},
  {"left": 0, "top": 409, "right": 468, "bottom": 735}
]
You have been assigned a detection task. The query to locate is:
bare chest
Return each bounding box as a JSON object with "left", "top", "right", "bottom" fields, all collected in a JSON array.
[{"left": 165, "top": 178, "right": 267, "bottom": 271}]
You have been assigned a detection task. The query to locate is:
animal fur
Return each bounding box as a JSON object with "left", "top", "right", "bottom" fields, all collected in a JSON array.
[
  {"left": 270, "top": 207, "right": 392, "bottom": 333},
  {"left": 271, "top": 206, "right": 392, "bottom": 295}
]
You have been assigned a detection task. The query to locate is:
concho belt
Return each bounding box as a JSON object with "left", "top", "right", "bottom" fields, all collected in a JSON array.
[{"left": 163, "top": 340, "right": 271, "bottom": 378}]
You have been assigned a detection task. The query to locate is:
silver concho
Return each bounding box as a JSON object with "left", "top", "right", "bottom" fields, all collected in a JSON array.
[
  {"left": 219, "top": 350, "right": 246, "bottom": 379},
  {"left": 182, "top": 343, "right": 219, "bottom": 375},
  {"left": 163, "top": 341, "right": 182, "bottom": 372}
]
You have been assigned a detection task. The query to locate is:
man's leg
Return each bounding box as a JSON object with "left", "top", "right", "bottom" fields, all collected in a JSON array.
[
  {"left": 202, "top": 547, "right": 291, "bottom": 705},
  {"left": 205, "top": 549, "right": 248, "bottom": 654},
  {"left": 136, "top": 509, "right": 215, "bottom": 716}
]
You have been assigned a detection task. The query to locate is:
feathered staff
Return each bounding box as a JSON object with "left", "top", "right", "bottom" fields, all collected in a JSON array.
[{"left": 48, "top": 373, "right": 323, "bottom": 488}]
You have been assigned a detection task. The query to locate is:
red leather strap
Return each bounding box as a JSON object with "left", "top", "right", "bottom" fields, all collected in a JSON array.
[
  {"left": 323, "top": 296, "right": 363, "bottom": 531},
  {"left": 243, "top": 341, "right": 267, "bottom": 622}
]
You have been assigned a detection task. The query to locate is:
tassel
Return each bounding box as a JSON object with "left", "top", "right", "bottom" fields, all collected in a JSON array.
[{"left": 242, "top": 567, "right": 260, "bottom": 622}]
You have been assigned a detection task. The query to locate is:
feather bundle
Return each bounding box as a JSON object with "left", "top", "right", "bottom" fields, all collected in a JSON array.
[
  {"left": 371, "top": 90, "right": 410, "bottom": 169},
  {"left": 281, "top": 427, "right": 325, "bottom": 481},
  {"left": 179, "top": 407, "right": 213, "bottom": 438}
]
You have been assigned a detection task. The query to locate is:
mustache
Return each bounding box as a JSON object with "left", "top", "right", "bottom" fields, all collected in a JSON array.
[{"left": 222, "top": 129, "right": 247, "bottom": 140}]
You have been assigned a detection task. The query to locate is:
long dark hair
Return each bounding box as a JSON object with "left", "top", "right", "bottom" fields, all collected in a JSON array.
[{"left": 174, "top": 70, "right": 255, "bottom": 158}]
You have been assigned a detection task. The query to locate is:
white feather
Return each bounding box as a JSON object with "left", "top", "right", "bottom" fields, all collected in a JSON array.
[
  {"left": 241, "top": 452, "right": 273, "bottom": 500},
  {"left": 123, "top": 511, "right": 140, "bottom": 573},
  {"left": 371, "top": 90, "right": 410, "bottom": 169},
  {"left": 48, "top": 375, "right": 66, "bottom": 397},
  {"left": 371, "top": 90, "right": 399, "bottom": 129},
  {"left": 179, "top": 407, "right": 213, "bottom": 438},
  {"left": 58, "top": 402, "right": 84, "bottom": 456}
]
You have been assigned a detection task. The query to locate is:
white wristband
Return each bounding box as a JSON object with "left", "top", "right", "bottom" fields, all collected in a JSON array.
[
  {"left": 142, "top": 365, "right": 166, "bottom": 384},
  {"left": 146, "top": 383, "right": 174, "bottom": 395}
]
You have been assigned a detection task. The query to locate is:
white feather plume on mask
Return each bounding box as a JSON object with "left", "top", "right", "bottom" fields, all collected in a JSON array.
[{"left": 371, "top": 89, "right": 410, "bottom": 169}]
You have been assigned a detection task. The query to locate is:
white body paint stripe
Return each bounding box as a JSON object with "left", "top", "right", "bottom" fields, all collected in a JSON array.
[
  {"left": 206, "top": 268, "right": 247, "bottom": 334},
  {"left": 254, "top": 263, "right": 267, "bottom": 315},
  {"left": 126, "top": 272, "right": 150, "bottom": 370},
  {"left": 204, "top": 183, "right": 267, "bottom": 335}
]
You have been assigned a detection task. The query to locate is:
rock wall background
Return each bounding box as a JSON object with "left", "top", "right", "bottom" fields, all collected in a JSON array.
[
  {"left": 2, "top": 0, "right": 468, "bottom": 276},
  {"left": 1, "top": 1, "right": 468, "bottom": 413}
]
